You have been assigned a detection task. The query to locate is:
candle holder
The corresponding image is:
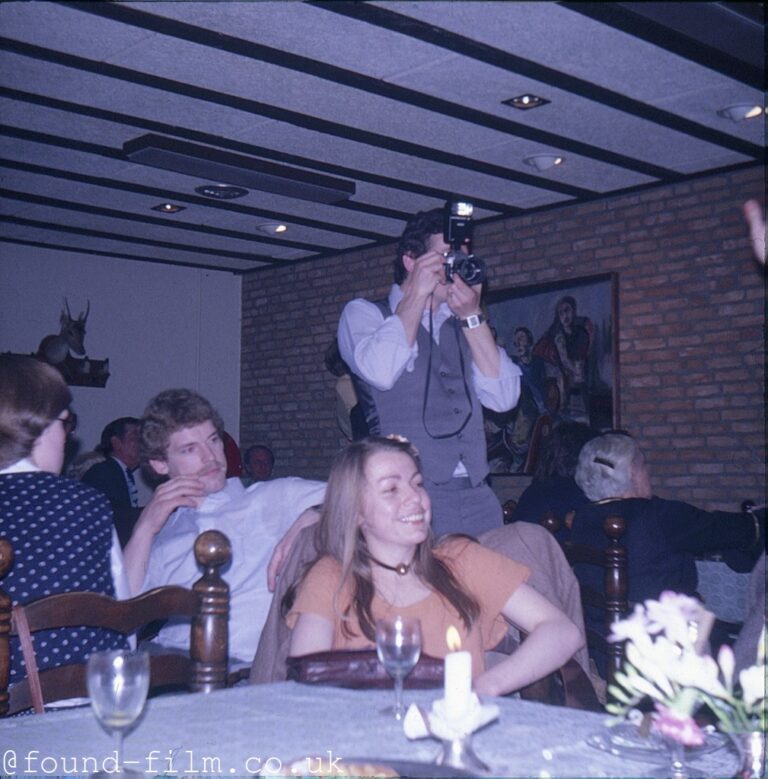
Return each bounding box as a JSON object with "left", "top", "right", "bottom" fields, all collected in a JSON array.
[
  {"left": 436, "top": 732, "right": 490, "bottom": 773},
  {"left": 403, "top": 694, "right": 499, "bottom": 774}
]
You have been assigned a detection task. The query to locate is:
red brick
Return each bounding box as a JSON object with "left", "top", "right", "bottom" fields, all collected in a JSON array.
[{"left": 240, "top": 166, "right": 765, "bottom": 511}]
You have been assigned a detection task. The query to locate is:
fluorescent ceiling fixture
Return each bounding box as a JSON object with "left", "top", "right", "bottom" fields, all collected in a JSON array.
[
  {"left": 502, "top": 94, "right": 550, "bottom": 110},
  {"left": 523, "top": 154, "right": 564, "bottom": 171},
  {"left": 716, "top": 104, "right": 763, "bottom": 122},
  {"left": 124, "top": 134, "right": 356, "bottom": 204},
  {"left": 195, "top": 184, "right": 248, "bottom": 200}
]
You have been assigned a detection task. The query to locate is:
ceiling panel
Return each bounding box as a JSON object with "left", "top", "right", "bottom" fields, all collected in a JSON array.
[{"left": 0, "top": 0, "right": 763, "bottom": 274}]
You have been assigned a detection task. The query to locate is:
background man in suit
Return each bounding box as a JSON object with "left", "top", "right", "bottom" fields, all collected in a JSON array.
[{"left": 83, "top": 416, "right": 141, "bottom": 545}]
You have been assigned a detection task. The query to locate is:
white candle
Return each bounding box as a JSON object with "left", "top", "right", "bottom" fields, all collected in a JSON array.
[{"left": 444, "top": 626, "right": 472, "bottom": 719}]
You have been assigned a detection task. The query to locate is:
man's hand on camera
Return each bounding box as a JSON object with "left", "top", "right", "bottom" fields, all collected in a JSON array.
[
  {"left": 401, "top": 249, "right": 445, "bottom": 302},
  {"left": 447, "top": 275, "right": 482, "bottom": 320}
]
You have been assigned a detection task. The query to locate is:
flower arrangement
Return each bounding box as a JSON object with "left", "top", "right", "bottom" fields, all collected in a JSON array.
[{"left": 606, "top": 591, "right": 766, "bottom": 746}]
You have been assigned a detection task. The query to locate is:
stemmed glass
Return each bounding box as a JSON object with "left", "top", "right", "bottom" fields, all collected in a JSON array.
[
  {"left": 87, "top": 650, "right": 150, "bottom": 778},
  {"left": 375, "top": 616, "right": 422, "bottom": 720}
]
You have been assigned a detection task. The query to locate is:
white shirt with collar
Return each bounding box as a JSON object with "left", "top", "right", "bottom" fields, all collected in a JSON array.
[
  {"left": 141, "top": 476, "right": 326, "bottom": 664},
  {"left": 111, "top": 455, "right": 139, "bottom": 507},
  {"left": 338, "top": 284, "right": 520, "bottom": 403},
  {"left": 338, "top": 284, "right": 521, "bottom": 477}
]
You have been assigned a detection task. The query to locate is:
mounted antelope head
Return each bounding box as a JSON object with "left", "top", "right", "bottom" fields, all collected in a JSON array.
[{"left": 37, "top": 298, "right": 90, "bottom": 364}]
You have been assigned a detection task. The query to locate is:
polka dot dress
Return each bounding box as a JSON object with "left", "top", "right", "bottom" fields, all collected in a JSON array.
[{"left": 0, "top": 472, "right": 128, "bottom": 684}]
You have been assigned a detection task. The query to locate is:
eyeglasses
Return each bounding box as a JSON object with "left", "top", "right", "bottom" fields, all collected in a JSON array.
[{"left": 58, "top": 410, "right": 78, "bottom": 435}]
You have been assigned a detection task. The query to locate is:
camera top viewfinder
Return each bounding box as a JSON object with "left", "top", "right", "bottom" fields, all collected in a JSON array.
[{"left": 443, "top": 200, "right": 474, "bottom": 249}]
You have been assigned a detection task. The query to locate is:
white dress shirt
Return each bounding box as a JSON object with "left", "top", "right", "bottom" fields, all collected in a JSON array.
[
  {"left": 142, "top": 476, "right": 326, "bottom": 664},
  {"left": 338, "top": 284, "right": 521, "bottom": 476}
]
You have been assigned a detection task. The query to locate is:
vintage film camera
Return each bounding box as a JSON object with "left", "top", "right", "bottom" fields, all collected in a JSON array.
[{"left": 442, "top": 200, "right": 486, "bottom": 286}]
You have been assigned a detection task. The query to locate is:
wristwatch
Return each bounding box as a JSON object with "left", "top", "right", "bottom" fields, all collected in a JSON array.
[{"left": 458, "top": 313, "right": 486, "bottom": 329}]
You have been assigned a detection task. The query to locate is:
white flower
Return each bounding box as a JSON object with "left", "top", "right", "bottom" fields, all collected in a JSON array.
[
  {"left": 645, "top": 592, "right": 704, "bottom": 647},
  {"left": 609, "top": 593, "right": 766, "bottom": 737},
  {"left": 717, "top": 644, "right": 735, "bottom": 692},
  {"left": 609, "top": 605, "right": 650, "bottom": 644},
  {"left": 739, "top": 664, "right": 766, "bottom": 710},
  {"left": 670, "top": 652, "right": 728, "bottom": 698}
]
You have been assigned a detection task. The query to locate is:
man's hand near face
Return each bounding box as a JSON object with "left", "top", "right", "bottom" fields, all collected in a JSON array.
[
  {"left": 123, "top": 475, "right": 206, "bottom": 595},
  {"left": 396, "top": 249, "right": 446, "bottom": 345},
  {"left": 445, "top": 274, "right": 501, "bottom": 379}
]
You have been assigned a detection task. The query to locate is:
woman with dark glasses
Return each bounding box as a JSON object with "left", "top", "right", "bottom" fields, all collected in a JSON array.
[{"left": 0, "top": 355, "right": 127, "bottom": 698}]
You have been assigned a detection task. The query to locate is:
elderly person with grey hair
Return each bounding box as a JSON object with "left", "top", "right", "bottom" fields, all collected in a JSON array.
[{"left": 569, "top": 432, "right": 764, "bottom": 674}]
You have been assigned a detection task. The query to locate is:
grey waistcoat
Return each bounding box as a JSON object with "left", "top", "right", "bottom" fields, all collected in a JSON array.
[{"left": 352, "top": 300, "right": 489, "bottom": 485}]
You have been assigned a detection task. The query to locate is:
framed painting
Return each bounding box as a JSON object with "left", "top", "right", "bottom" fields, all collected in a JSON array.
[{"left": 484, "top": 272, "right": 619, "bottom": 476}]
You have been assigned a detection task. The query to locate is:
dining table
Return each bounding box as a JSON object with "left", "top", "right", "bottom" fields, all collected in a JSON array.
[{"left": 0, "top": 681, "right": 742, "bottom": 778}]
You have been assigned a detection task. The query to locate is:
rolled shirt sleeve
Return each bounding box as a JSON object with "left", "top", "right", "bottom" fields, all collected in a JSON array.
[
  {"left": 339, "top": 289, "right": 521, "bottom": 412},
  {"left": 472, "top": 347, "right": 521, "bottom": 413},
  {"left": 338, "top": 297, "right": 417, "bottom": 391}
]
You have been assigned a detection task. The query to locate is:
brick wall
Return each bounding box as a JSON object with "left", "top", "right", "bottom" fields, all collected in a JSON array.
[{"left": 241, "top": 165, "right": 765, "bottom": 512}]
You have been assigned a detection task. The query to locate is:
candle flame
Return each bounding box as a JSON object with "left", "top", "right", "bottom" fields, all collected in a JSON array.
[{"left": 446, "top": 625, "right": 461, "bottom": 652}]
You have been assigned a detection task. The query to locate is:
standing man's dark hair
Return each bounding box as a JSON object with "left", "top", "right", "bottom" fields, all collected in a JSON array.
[{"left": 393, "top": 208, "right": 444, "bottom": 284}]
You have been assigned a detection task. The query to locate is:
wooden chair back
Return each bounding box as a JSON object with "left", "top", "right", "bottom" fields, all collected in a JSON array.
[
  {"left": 522, "top": 413, "right": 554, "bottom": 475},
  {"left": 0, "top": 530, "right": 231, "bottom": 717},
  {"left": 540, "top": 513, "right": 628, "bottom": 690}
]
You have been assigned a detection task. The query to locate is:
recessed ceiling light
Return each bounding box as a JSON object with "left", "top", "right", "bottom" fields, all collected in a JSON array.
[
  {"left": 503, "top": 94, "right": 550, "bottom": 110},
  {"left": 151, "top": 202, "right": 185, "bottom": 213},
  {"left": 195, "top": 184, "right": 249, "bottom": 200},
  {"left": 255, "top": 222, "right": 288, "bottom": 235},
  {"left": 523, "top": 154, "right": 564, "bottom": 171},
  {"left": 716, "top": 103, "right": 763, "bottom": 122}
]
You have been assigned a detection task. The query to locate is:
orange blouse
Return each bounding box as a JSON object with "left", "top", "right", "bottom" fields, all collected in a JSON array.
[{"left": 286, "top": 536, "right": 530, "bottom": 677}]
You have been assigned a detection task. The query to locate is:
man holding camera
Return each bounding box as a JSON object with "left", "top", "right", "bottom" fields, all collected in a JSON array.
[{"left": 337, "top": 206, "right": 521, "bottom": 537}]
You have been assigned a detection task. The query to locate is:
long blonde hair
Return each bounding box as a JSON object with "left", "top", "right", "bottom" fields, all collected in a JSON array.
[{"left": 286, "top": 437, "right": 479, "bottom": 641}]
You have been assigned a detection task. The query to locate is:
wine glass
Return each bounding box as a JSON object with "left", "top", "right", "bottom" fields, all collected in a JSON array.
[
  {"left": 87, "top": 650, "right": 150, "bottom": 778},
  {"left": 375, "top": 616, "right": 422, "bottom": 720}
]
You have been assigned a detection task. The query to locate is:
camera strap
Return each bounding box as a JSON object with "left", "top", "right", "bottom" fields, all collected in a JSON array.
[{"left": 422, "top": 301, "right": 474, "bottom": 440}]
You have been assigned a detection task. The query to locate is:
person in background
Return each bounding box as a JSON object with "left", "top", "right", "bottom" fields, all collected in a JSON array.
[
  {"left": 82, "top": 416, "right": 142, "bottom": 546},
  {"left": 571, "top": 432, "right": 764, "bottom": 673},
  {"left": 124, "top": 389, "right": 324, "bottom": 666},
  {"left": 83, "top": 417, "right": 141, "bottom": 509},
  {"left": 285, "top": 436, "right": 583, "bottom": 696},
  {"left": 337, "top": 207, "right": 521, "bottom": 538},
  {"left": 242, "top": 444, "right": 275, "bottom": 485},
  {"left": 732, "top": 200, "right": 766, "bottom": 670},
  {"left": 742, "top": 199, "right": 765, "bottom": 266},
  {"left": 324, "top": 338, "right": 368, "bottom": 441},
  {"left": 66, "top": 448, "right": 105, "bottom": 481},
  {"left": 512, "top": 420, "right": 598, "bottom": 538},
  {"left": 0, "top": 355, "right": 128, "bottom": 686}
]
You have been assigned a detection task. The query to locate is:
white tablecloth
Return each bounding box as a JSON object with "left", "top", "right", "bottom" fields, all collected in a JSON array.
[{"left": 0, "top": 682, "right": 740, "bottom": 777}]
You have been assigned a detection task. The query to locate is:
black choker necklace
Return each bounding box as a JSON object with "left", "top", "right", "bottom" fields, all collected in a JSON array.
[{"left": 368, "top": 554, "right": 413, "bottom": 576}]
